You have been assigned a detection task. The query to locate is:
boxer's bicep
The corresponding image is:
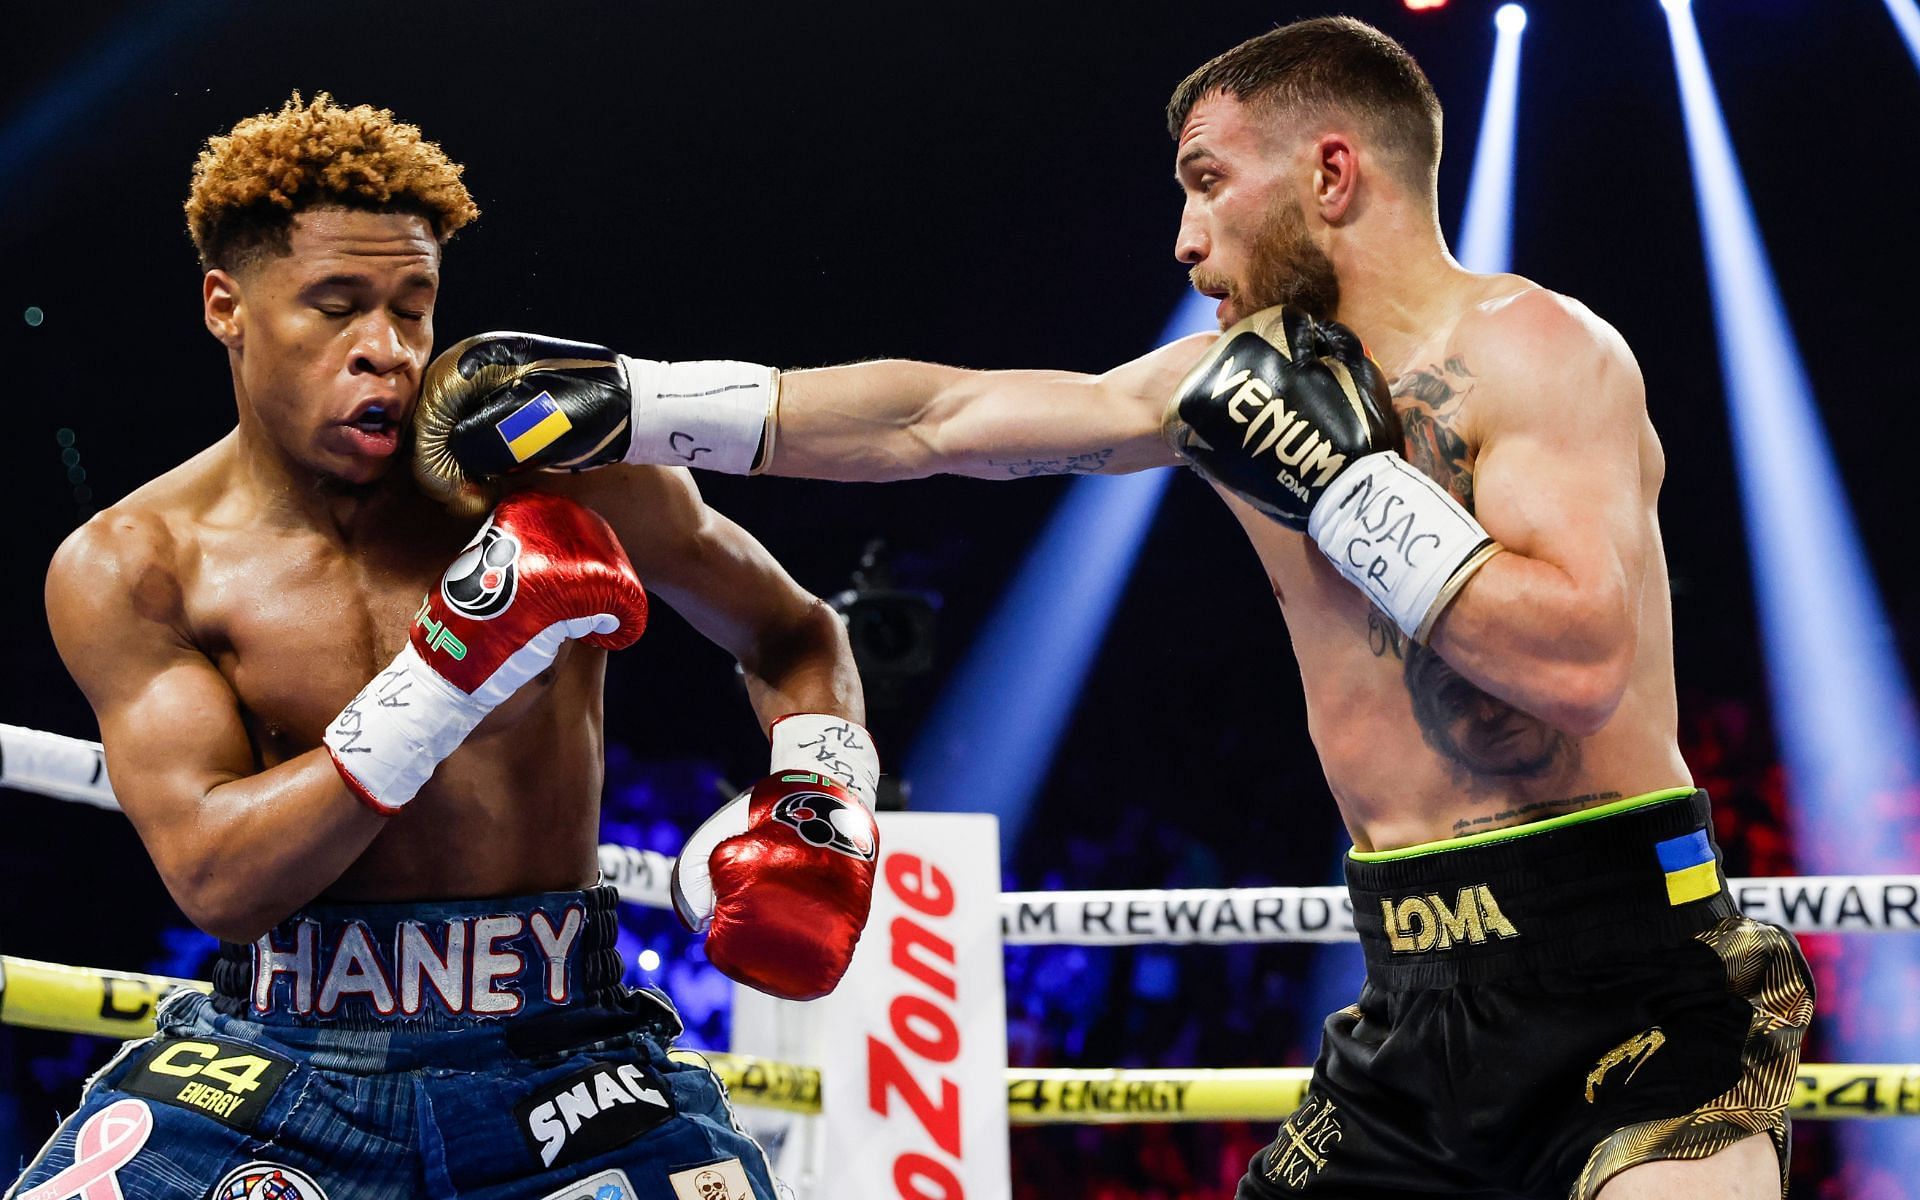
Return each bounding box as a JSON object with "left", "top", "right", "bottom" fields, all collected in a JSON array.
[
  {"left": 45, "top": 517, "right": 257, "bottom": 865},
  {"left": 558, "top": 466, "right": 833, "bottom": 666},
  {"left": 1431, "top": 301, "right": 1651, "bottom": 722},
  {"left": 1467, "top": 312, "right": 1648, "bottom": 610}
]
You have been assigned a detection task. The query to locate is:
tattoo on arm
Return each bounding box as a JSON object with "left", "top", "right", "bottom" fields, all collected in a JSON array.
[
  {"left": 1450, "top": 791, "right": 1623, "bottom": 834},
  {"left": 989, "top": 449, "right": 1115, "bottom": 477},
  {"left": 1367, "top": 608, "right": 1404, "bottom": 661},
  {"left": 1390, "top": 357, "right": 1476, "bottom": 511}
]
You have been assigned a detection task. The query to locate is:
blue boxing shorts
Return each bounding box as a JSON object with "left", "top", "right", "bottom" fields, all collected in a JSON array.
[{"left": 5, "top": 885, "right": 777, "bottom": 1200}]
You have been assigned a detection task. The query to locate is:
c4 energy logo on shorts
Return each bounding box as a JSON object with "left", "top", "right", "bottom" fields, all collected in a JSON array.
[
  {"left": 1380, "top": 884, "right": 1520, "bottom": 953},
  {"left": 210, "top": 1162, "right": 329, "bottom": 1200},
  {"left": 516, "top": 1061, "right": 676, "bottom": 1168},
  {"left": 537, "top": 1168, "right": 636, "bottom": 1200},
  {"left": 1585, "top": 1027, "right": 1667, "bottom": 1103},
  {"left": 440, "top": 520, "right": 521, "bottom": 621},
  {"left": 1264, "top": 1094, "right": 1343, "bottom": 1190},
  {"left": 118, "top": 1036, "right": 292, "bottom": 1132},
  {"left": 667, "top": 1159, "right": 755, "bottom": 1200}
]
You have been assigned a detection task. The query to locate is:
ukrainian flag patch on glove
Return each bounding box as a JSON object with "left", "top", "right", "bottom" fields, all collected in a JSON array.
[{"left": 496, "top": 391, "right": 574, "bottom": 462}]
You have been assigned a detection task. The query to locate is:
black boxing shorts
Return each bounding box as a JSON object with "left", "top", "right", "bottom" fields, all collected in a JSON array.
[{"left": 1236, "top": 788, "right": 1814, "bottom": 1199}]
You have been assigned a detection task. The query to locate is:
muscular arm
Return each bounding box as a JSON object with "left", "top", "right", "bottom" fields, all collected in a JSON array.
[
  {"left": 46, "top": 515, "right": 385, "bottom": 944},
  {"left": 543, "top": 469, "right": 862, "bottom": 732},
  {"left": 1424, "top": 294, "right": 1650, "bottom": 735},
  {"left": 766, "top": 334, "right": 1212, "bottom": 482}
]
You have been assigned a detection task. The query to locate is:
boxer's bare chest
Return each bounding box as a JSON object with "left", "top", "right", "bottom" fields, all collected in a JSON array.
[
  {"left": 1228, "top": 344, "right": 1583, "bottom": 814},
  {"left": 182, "top": 515, "right": 482, "bottom": 763}
]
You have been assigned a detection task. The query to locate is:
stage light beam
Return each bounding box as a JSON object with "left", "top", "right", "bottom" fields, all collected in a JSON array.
[
  {"left": 1885, "top": 0, "right": 1920, "bottom": 75},
  {"left": 904, "top": 291, "right": 1214, "bottom": 857},
  {"left": 1456, "top": 5, "right": 1530, "bottom": 274},
  {"left": 1663, "top": 0, "right": 1920, "bottom": 1172}
]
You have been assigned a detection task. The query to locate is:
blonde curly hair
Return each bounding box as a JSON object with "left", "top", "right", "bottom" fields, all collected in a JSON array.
[{"left": 186, "top": 91, "right": 479, "bottom": 271}]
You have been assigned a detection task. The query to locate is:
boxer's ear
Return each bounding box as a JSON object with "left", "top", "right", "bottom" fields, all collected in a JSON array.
[
  {"left": 1309, "top": 133, "right": 1358, "bottom": 224},
  {"left": 204, "top": 269, "right": 243, "bottom": 350}
]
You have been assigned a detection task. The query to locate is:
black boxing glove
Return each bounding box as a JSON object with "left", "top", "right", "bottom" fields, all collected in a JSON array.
[
  {"left": 412, "top": 332, "right": 779, "bottom": 514},
  {"left": 1164, "top": 306, "right": 1503, "bottom": 642}
]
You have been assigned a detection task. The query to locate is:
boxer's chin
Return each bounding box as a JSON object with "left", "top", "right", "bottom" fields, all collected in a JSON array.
[{"left": 1243, "top": 200, "right": 1342, "bottom": 318}]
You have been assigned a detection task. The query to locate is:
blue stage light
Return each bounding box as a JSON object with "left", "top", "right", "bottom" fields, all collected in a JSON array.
[
  {"left": 904, "top": 292, "right": 1212, "bottom": 857},
  {"left": 1663, "top": 0, "right": 1920, "bottom": 1171},
  {"left": 1886, "top": 0, "right": 1920, "bottom": 74},
  {"left": 1456, "top": 5, "right": 1530, "bottom": 273}
]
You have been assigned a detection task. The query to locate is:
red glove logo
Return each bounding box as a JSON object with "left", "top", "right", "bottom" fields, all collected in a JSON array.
[
  {"left": 441, "top": 521, "right": 522, "bottom": 620},
  {"left": 770, "top": 784, "right": 877, "bottom": 860}
]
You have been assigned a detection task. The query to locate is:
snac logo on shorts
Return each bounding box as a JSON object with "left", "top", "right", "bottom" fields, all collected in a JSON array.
[{"left": 1380, "top": 884, "right": 1520, "bottom": 953}]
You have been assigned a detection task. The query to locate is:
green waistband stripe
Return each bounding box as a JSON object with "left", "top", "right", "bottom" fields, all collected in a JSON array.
[{"left": 1348, "top": 787, "right": 1698, "bottom": 863}]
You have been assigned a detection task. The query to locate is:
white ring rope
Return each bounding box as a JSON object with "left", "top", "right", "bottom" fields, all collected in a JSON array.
[{"left": 9, "top": 723, "right": 1918, "bottom": 943}]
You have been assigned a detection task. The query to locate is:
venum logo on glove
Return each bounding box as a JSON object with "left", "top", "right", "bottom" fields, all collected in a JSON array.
[
  {"left": 771, "top": 780, "right": 877, "bottom": 860},
  {"left": 440, "top": 521, "right": 521, "bottom": 620}
]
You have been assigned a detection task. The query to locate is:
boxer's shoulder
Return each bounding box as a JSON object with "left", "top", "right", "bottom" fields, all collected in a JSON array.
[
  {"left": 1446, "top": 282, "right": 1645, "bottom": 426},
  {"left": 48, "top": 441, "right": 244, "bottom": 610},
  {"left": 1458, "top": 283, "right": 1636, "bottom": 375}
]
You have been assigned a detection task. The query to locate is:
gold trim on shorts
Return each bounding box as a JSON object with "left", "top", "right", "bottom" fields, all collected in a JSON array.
[{"left": 1573, "top": 916, "right": 1815, "bottom": 1198}]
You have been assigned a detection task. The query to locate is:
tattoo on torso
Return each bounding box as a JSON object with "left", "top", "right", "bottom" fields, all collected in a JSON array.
[
  {"left": 1374, "top": 357, "right": 1575, "bottom": 790},
  {"left": 1450, "top": 791, "right": 1623, "bottom": 835}
]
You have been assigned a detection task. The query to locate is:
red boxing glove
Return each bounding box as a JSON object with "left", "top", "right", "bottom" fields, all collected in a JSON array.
[
  {"left": 414, "top": 491, "right": 647, "bottom": 702},
  {"left": 325, "top": 491, "right": 648, "bottom": 812},
  {"left": 672, "top": 772, "right": 879, "bottom": 1001}
]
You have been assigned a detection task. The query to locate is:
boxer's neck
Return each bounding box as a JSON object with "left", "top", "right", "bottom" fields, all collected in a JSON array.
[
  {"left": 224, "top": 419, "right": 409, "bottom": 540},
  {"left": 1326, "top": 211, "right": 1478, "bottom": 372}
]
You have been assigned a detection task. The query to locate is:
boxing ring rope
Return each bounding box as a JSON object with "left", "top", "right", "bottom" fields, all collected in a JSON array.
[
  {"left": 2, "top": 956, "right": 1915, "bottom": 1123},
  {"left": 7, "top": 723, "right": 1920, "bottom": 1126},
  {"left": 15, "top": 724, "right": 1918, "bottom": 941}
]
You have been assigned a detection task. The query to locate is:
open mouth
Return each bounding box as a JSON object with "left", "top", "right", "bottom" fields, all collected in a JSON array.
[
  {"left": 350, "top": 403, "right": 399, "bottom": 434},
  {"left": 340, "top": 403, "right": 403, "bottom": 458}
]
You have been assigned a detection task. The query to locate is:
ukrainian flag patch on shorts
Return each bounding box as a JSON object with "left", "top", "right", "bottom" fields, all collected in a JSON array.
[
  {"left": 1655, "top": 830, "right": 1719, "bottom": 905},
  {"left": 496, "top": 391, "right": 573, "bottom": 462}
]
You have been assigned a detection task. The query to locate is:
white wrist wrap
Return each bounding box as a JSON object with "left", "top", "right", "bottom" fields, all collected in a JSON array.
[
  {"left": 323, "top": 643, "right": 489, "bottom": 812},
  {"left": 770, "top": 713, "right": 881, "bottom": 808},
  {"left": 617, "top": 355, "right": 778, "bottom": 475},
  {"left": 1307, "top": 452, "right": 1502, "bottom": 643}
]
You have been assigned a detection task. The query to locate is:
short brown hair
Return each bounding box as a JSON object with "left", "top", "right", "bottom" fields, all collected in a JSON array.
[
  {"left": 185, "top": 91, "right": 479, "bottom": 272},
  {"left": 1167, "top": 17, "right": 1442, "bottom": 192}
]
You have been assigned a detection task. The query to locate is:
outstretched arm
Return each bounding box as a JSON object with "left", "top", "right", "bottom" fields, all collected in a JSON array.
[
  {"left": 411, "top": 331, "right": 1212, "bottom": 509},
  {"left": 767, "top": 334, "right": 1212, "bottom": 481}
]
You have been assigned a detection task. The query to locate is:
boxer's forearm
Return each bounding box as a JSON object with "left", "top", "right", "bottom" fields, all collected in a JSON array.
[
  {"left": 1424, "top": 553, "right": 1636, "bottom": 737},
  {"left": 738, "top": 595, "right": 866, "bottom": 734},
  {"left": 770, "top": 354, "right": 1182, "bottom": 482},
  {"left": 147, "top": 751, "right": 387, "bottom": 943}
]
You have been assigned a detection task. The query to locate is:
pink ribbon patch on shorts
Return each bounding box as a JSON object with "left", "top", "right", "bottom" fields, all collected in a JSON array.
[{"left": 20, "top": 1098, "right": 154, "bottom": 1200}]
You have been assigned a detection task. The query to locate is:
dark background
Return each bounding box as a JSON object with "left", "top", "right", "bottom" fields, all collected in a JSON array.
[{"left": 2, "top": 0, "right": 1916, "bottom": 1193}]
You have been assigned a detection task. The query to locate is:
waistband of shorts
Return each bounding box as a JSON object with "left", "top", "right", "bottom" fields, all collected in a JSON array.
[
  {"left": 1345, "top": 789, "right": 1736, "bottom": 987},
  {"left": 210, "top": 883, "right": 629, "bottom": 1031},
  {"left": 171, "top": 982, "right": 682, "bottom": 1072}
]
